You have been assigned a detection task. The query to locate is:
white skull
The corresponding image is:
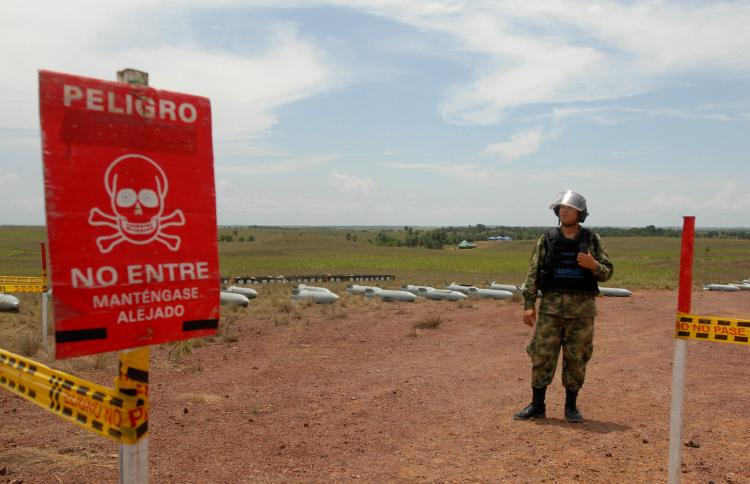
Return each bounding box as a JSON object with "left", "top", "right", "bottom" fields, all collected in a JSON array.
[{"left": 104, "top": 154, "right": 167, "bottom": 244}]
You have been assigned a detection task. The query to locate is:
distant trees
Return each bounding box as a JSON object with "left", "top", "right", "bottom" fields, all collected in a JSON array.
[
  {"left": 370, "top": 225, "right": 749, "bottom": 249},
  {"left": 701, "top": 230, "right": 750, "bottom": 239},
  {"left": 219, "top": 233, "right": 255, "bottom": 242}
]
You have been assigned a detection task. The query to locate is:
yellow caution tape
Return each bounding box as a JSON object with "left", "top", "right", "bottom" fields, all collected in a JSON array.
[
  {"left": 0, "top": 348, "right": 148, "bottom": 444},
  {"left": 675, "top": 312, "right": 750, "bottom": 347},
  {"left": 115, "top": 347, "right": 150, "bottom": 441},
  {"left": 0, "top": 275, "right": 47, "bottom": 293}
]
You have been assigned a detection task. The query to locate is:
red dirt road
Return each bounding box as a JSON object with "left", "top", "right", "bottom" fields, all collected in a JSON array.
[{"left": 2, "top": 290, "right": 749, "bottom": 483}]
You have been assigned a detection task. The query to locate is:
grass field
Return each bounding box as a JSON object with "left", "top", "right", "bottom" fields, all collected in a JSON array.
[
  {"left": 2, "top": 225, "right": 749, "bottom": 289},
  {"left": 1, "top": 224, "right": 749, "bottom": 366}
]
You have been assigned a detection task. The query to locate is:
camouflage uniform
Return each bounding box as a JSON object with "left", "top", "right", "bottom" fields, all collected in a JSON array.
[{"left": 522, "top": 231, "right": 613, "bottom": 391}]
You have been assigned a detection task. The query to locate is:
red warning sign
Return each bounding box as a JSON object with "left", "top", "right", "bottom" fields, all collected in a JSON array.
[{"left": 39, "top": 70, "right": 220, "bottom": 358}]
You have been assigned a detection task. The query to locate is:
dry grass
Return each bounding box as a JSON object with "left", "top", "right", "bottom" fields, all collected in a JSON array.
[
  {"left": 456, "top": 299, "right": 474, "bottom": 309},
  {"left": 18, "top": 331, "right": 42, "bottom": 357},
  {"left": 326, "top": 308, "right": 348, "bottom": 320},
  {"left": 0, "top": 294, "right": 46, "bottom": 356},
  {"left": 274, "top": 299, "right": 294, "bottom": 313},
  {"left": 413, "top": 313, "right": 444, "bottom": 329},
  {"left": 167, "top": 340, "right": 193, "bottom": 364},
  {"left": 0, "top": 446, "right": 115, "bottom": 481},
  {"left": 248, "top": 401, "right": 272, "bottom": 415},
  {"left": 176, "top": 392, "right": 226, "bottom": 405}
]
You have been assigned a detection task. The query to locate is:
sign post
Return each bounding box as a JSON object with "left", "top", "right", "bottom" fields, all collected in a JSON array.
[
  {"left": 116, "top": 69, "right": 150, "bottom": 484},
  {"left": 667, "top": 215, "right": 695, "bottom": 484},
  {"left": 117, "top": 346, "right": 150, "bottom": 484}
]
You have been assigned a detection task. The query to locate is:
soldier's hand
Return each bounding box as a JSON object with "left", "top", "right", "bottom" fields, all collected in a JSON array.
[
  {"left": 577, "top": 252, "right": 598, "bottom": 271},
  {"left": 523, "top": 309, "right": 536, "bottom": 327}
]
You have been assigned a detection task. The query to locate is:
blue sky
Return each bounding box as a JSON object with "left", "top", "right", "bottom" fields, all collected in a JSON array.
[{"left": 1, "top": 1, "right": 749, "bottom": 227}]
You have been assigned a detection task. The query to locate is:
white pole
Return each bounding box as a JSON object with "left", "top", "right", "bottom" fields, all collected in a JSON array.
[
  {"left": 667, "top": 339, "right": 687, "bottom": 483},
  {"left": 667, "top": 217, "right": 695, "bottom": 484},
  {"left": 120, "top": 430, "right": 148, "bottom": 484},
  {"left": 41, "top": 292, "right": 48, "bottom": 350},
  {"left": 117, "top": 68, "right": 149, "bottom": 484},
  {"left": 118, "top": 345, "right": 149, "bottom": 484}
]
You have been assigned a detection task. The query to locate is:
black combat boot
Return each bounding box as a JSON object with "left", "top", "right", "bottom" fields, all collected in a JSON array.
[
  {"left": 564, "top": 389, "right": 583, "bottom": 423},
  {"left": 513, "top": 386, "right": 546, "bottom": 420}
]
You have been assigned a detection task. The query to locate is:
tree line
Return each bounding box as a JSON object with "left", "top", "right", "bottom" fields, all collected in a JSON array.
[{"left": 369, "top": 224, "right": 750, "bottom": 249}]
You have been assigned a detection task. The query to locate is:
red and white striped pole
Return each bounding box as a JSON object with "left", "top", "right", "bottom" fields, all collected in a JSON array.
[{"left": 668, "top": 216, "right": 695, "bottom": 483}]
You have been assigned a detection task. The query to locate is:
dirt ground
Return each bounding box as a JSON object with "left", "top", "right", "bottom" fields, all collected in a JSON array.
[{"left": 1, "top": 290, "right": 749, "bottom": 483}]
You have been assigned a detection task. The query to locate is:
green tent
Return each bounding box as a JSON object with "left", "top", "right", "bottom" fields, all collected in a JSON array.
[{"left": 458, "top": 240, "right": 476, "bottom": 249}]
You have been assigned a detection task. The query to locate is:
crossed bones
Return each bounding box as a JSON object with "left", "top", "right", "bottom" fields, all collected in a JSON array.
[{"left": 88, "top": 208, "right": 185, "bottom": 253}]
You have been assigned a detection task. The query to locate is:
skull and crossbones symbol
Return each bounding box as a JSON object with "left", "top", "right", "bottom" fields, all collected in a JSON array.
[{"left": 88, "top": 154, "right": 185, "bottom": 253}]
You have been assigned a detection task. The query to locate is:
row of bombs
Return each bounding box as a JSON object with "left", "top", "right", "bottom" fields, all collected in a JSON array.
[
  {"left": 287, "top": 282, "right": 511, "bottom": 305},
  {"left": 219, "top": 282, "right": 506, "bottom": 306},
  {"left": 220, "top": 281, "right": 634, "bottom": 307},
  {"left": 1, "top": 280, "right": 635, "bottom": 312},
  {"left": 294, "top": 282, "right": 633, "bottom": 304},
  {"left": 703, "top": 279, "right": 750, "bottom": 292}
]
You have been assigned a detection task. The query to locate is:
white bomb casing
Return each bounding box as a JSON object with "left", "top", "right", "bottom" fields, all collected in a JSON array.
[
  {"left": 598, "top": 287, "right": 633, "bottom": 297},
  {"left": 422, "top": 288, "right": 466, "bottom": 301},
  {"left": 225, "top": 285, "right": 258, "bottom": 299},
  {"left": 365, "top": 288, "right": 416, "bottom": 302},
  {"left": 292, "top": 288, "right": 339, "bottom": 304},
  {"left": 0, "top": 294, "right": 20, "bottom": 312},
  {"left": 220, "top": 291, "right": 250, "bottom": 307}
]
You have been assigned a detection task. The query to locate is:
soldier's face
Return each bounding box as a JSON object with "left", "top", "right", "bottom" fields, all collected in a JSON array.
[{"left": 558, "top": 205, "right": 579, "bottom": 226}]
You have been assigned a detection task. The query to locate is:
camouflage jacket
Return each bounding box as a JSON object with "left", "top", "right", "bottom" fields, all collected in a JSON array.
[{"left": 522, "top": 229, "right": 613, "bottom": 318}]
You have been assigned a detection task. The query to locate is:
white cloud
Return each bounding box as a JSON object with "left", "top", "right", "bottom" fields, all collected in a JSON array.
[
  {"left": 532, "top": 104, "right": 738, "bottom": 127},
  {"left": 379, "top": 162, "right": 496, "bottom": 183},
  {"left": 0, "top": 171, "right": 21, "bottom": 189},
  {"left": 0, "top": 2, "right": 349, "bottom": 224},
  {"left": 350, "top": 1, "right": 750, "bottom": 125},
  {"left": 616, "top": 181, "right": 750, "bottom": 214},
  {"left": 329, "top": 170, "right": 374, "bottom": 194},
  {"left": 0, "top": 170, "right": 43, "bottom": 214},
  {"left": 216, "top": 155, "right": 336, "bottom": 175},
  {"left": 480, "top": 126, "right": 544, "bottom": 162},
  {"left": 122, "top": 25, "right": 344, "bottom": 139},
  {"left": 0, "top": 4, "right": 346, "bottom": 140},
  {"left": 609, "top": 147, "right": 663, "bottom": 160}
]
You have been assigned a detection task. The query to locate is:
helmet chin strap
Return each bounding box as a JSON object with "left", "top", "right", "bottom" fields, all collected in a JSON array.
[{"left": 559, "top": 219, "right": 580, "bottom": 229}]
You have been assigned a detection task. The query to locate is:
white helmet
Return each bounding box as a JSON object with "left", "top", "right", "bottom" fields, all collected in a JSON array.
[{"left": 549, "top": 190, "right": 588, "bottom": 223}]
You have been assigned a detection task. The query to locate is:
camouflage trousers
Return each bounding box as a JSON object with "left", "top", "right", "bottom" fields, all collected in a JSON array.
[{"left": 526, "top": 313, "right": 594, "bottom": 391}]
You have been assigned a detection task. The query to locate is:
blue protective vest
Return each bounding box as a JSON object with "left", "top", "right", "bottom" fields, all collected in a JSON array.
[{"left": 539, "top": 227, "right": 599, "bottom": 295}]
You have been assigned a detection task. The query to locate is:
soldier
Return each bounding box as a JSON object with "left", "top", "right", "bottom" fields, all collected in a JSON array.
[{"left": 514, "top": 190, "right": 613, "bottom": 423}]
